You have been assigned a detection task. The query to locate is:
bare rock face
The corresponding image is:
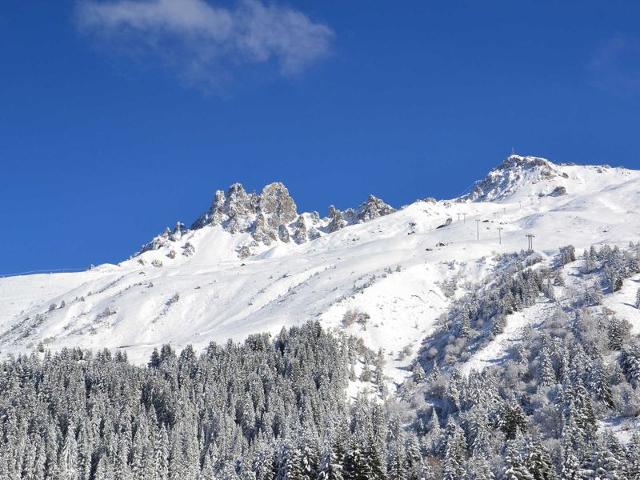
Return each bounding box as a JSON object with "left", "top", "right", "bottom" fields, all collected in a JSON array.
[
  {"left": 258, "top": 183, "right": 298, "bottom": 230},
  {"left": 225, "top": 184, "right": 259, "bottom": 233},
  {"left": 191, "top": 182, "right": 299, "bottom": 253},
  {"left": 278, "top": 224, "right": 290, "bottom": 243},
  {"left": 292, "top": 215, "right": 308, "bottom": 244},
  {"left": 326, "top": 195, "right": 395, "bottom": 233},
  {"left": 549, "top": 185, "right": 567, "bottom": 197},
  {"left": 252, "top": 183, "right": 297, "bottom": 244},
  {"left": 194, "top": 183, "right": 259, "bottom": 233},
  {"left": 356, "top": 195, "right": 395, "bottom": 222},
  {"left": 141, "top": 182, "right": 394, "bottom": 258},
  {"left": 252, "top": 213, "right": 276, "bottom": 245},
  {"left": 236, "top": 245, "right": 252, "bottom": 259},
  {"left": 327, "top": 206, "right": 347, "bottom": 233},
  {"left": 192, "top": 182, "right": 297, "bottom": 241}
]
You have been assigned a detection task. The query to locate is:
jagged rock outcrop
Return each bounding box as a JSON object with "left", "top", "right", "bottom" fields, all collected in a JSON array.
[
  {"left": 461, "top": 155, "right": 569, "bottom": 202},
  {"left": 278, "top": 224, "right": 290, "bottom": 243},
  {"left": 236, "top": 245, "right": 252, "bottom": 259},
  {"left": 436, "top": 218, "right": 453, "bottom": 229},
  {"left": 141, "top": 182, "right": 394, "bottom": 257},
  {"left": 326, "top": 195, "right": 395, "bottom": 233},
  {"left": 327, "top": 206, "right": 347, "bottom": 233},
  {"left": 192, "top": 183, "right": 259, "bottom": 232},
  {"left": 140, "top": 222, "right": 189, "bottom": 254},
  {"left": 355, "top": 195, "right": 395, "bottom": 222},
  {"left": 549, "top": 185, "right": 567, "bottom": 197},
  {"left": 192, "top": 182, "right": 298, "bottom": 247},
  {"left": 252, "top": 213, "right": 275, "bottom": 245},
  {"left": 292, "top": 215, "right": 308, "bottom": 244},
  {"left": 259, "top": 183, "right": 298, "bottom": 229}
]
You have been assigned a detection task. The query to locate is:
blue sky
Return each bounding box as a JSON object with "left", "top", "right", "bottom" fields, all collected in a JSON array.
[{"left": 2, "top": 1, "right": 640, "bottom": 273}]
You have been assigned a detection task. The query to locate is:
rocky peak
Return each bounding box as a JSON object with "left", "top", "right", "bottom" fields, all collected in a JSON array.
[
  {"left": 326, "top": 195, "right": 395, "bottom": 233},
  {"left": 327, "top": 206, "right": 347, "bottom": 233},
  {"left": 141, "top": 182, "right": 394, "bottom": 258},
  {"left": 355, "top": 195, "right": 395, "bottom": 222},
  {"left": 257, "top": 182, "right": 298, "bottom": 229},
  {"left": 194, "top": 182, "right": 297, "bottom": 231},
  {"left": 461, "top": 155, "right": 567, "bottom": 202},
  {"left": 499, "top": 154, "right": 552, "bottom": 171},
  {"left": 193, "top": 183, "right": 258, "bottom": 232},
  {"left": 189, "top": 181, "right": 300, "bottom": 250}
]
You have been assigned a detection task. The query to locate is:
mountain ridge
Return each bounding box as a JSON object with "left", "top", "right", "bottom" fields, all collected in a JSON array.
[
  {"left": 1, "top": 154, "right": 639, "bottom": 390},
  {"left": 138, "top": 154, "right": 630, "bottom": 261},
  {"left": 140, "top": 181, "right": 396, "bottom": 260}
]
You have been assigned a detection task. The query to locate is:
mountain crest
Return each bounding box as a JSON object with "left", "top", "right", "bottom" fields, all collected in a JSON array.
[
  {"left": 141, "top": 181, "right": 396, "bottom": 257},
  {"left": 462, "top": 154, "right": 568, "bottom": 202},
  {"left": 356, "top": 194, "right": 396, "bottom": 222},
  {"left": 192, "top": 181, "right": 299, "bottom": 227}
]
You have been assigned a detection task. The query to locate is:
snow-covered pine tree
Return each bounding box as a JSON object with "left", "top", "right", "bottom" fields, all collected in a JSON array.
[
  {"left": 621, "top": 346, "right": 640, "bottom": 387},
  {"left": 503, "top": 442, "right": 535, "bottom": 480},
  {"left": 559, "top": 245, "right": 576, "bottom": 266},
  {"left": 627, "top": 432, "right": 640, "bottom": 479},
  {"left": 442, "top": 421, "right": 466, "bottom": 480},
  {"left": 496, "top": 400, "right": 528, "bottom": 440},
  {"left": 607, "top": 316, "right": 627, "bottom": 351},
  {"left": 525, "top": 439, "right": 555, "bottom": 480},
  {"left": 539, "top": 344, "right": 556, "bottom": 387},
  {"left": 317, "top": 438, "right": 345, "bottom": 480}
]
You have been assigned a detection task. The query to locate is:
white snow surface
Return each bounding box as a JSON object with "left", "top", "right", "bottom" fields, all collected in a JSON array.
[
  {"left": 2, "top": 155, "right": 640, "bottom": 384},
  {"left": 461, "top": 301, "right": 553, "bottom": 376},
  {"left": 604, "top": 272, "right": 640, "bottom": 335}
]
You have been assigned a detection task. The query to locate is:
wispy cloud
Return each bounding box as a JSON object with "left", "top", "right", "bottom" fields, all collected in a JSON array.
[
  {"left": 76, "top": 0, "right": 334, "bottom": 89},
  {"left": 590, "top": 34, "right": 640, "bottom": 96}
]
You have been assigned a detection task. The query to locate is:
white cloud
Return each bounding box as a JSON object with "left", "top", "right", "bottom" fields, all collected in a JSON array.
[{"left": 76, "top": 0, "right": 334, "bottom": 88}]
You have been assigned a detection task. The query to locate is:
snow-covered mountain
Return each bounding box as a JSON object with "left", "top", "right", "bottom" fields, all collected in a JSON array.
[
  {"left": 461, "top": 154, "right": 570, "bottom": 201},
  {"left": 140, "top": 182, "right": 395, "bottom": 258},
  {"left": 2, "top": 154, "right": 640, "bottom": 384}
]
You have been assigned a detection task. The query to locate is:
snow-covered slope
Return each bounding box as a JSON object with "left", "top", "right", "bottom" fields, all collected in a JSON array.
[{"left": 2, "top": 155, "right": 640, "bottom": 383}]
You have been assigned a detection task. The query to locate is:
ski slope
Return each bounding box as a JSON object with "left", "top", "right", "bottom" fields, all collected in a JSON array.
[{"left": 2, "top": 155, "right": 640, "bottom": 383}]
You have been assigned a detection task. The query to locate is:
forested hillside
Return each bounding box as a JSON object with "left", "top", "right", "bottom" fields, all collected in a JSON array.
[
  {"left": 2, "top": 242, "right": 640, "bottom": 479},
  {"left": 3, "top": 156, "right": 640, "bottom": 478}
]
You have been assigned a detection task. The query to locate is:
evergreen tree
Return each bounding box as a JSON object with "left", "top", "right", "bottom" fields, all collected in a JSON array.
[
  {"left": 59, "top": 423, "right": 79, "bottom": 480},
  {"left": 411, "top": 362, "right": 426, "bottom": 384},
  {"left": 317, "top": 439, "right": 344, "bottom": 480},
  {"left": 503, "top": 442, "right": 535, "bottom": 480},
  {"left": 560, "top": 449, "right": 582, "bottom": 480},
  {"left": 627, "top": 432, "right": 640, "bottom": 480},
  {"left": 539, "top": 346, "right": 556, "bottom": 387},
  {"left": 442, "top": 422, "right": 466, "bottom": 480},
  {"left": 621, "top": 347, "right": 640, "bottom": 387},
  {"left": 608, "top": 316, "right": 625, "bottom": 351},
  {"left": 496, "top": 400, "right": 528, "bottom": 440},
  {"left": 587, "top": 360, "right": 614, "bottom": 408},
  {"left": 95, "top": 455, "right": 115, "bottom": 480},
  {"left": 387, "top": 442, "right": 407, "bottom": 480},
  {"left": 525, "top": 440, "right": 555, "bottom": 480},
  {"left": 582, "top": 250, "right": 596, "bottom": 274},
  {"left": 466, "top": 457, "right": 495, "bottom": 480}
]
